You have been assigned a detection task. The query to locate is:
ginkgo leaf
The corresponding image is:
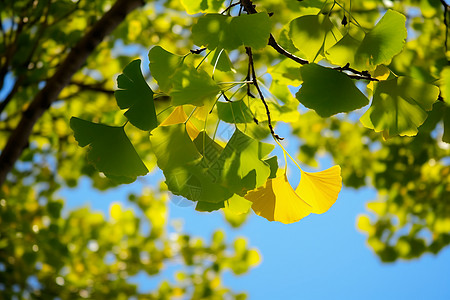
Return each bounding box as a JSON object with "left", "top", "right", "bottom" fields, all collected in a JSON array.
[
  {"left": 193, "top": 131, "right": 224, "bottom": 166},
  {"left": 160, "top": 106, "right": 200, "bottom": 140},
  {"left": 264, "top": 156, "right": 278, "bottom": 179},
  {"left": 295, "top": 166, "right": 342, "bottom": 214},
  {"left": 210, "top": 48, "right": 233, "bottom": 72},
  {"left": 150, "top": 124, "right": 233, "bottom": 203},
  {"left": 354, "top": 9, "right": 407, "bottom": 70},
  {"left": 289, "top": 14, "right": 342, "bottom": 62},
  {"left": 192, "top": 13, "right": 271, "bottom": 50},
  {"left": 296, "top": 63, "right": 369, "bottom": 117},
  {"left": 170, "top": 65, "right": 220, "bottom": 106},
  {"left": 325, "top": 34, "right": 362, "bottom": 67},
  {"left": 360, "top": 76, "right": 439, "bottom": 137},
  {"left": 114, "top": 59, "right": 157, "bottom": 131},
  {"left": 208, "top": 128, "right": 274, "bottom": 196},
  {"left": 225, "top": 194, "right": 253, "bottom": 214},
  {"left": 180, "top": 0, "right": 223, "bottom": 15},
  {"left": 230, "top": 13, "right": 271, "bottom": 49},
  {"left": 440, "top": 66, "right": 450, "bottom": 102},
  {"left": 244, "top": 174, "right": 312, "bottom": 224},
  {"left": 70, "top": 117, "right": 148, "bottom": 183},
  {"left": 192, "top": 14, "right": 234, "bottom": 50},
  {"left": 150, "top": 123, "right": 201, "bottom": 171},
  {"left": 148, "top": 46, "right": 182, "bottom": 92},
  {"left": 217, "top": 100, "right": 254, "bottom": 123}
]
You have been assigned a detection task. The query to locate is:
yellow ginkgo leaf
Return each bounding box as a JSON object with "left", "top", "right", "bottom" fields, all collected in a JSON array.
[
  {"left": 244, "top": 174, "right": 312, "bottom": 224},
  {"left": 295, "top": 165, "right": 342, "bottom": 214},
  {"left": 160, "top": 106, "right": 200, "bottom": 140}
]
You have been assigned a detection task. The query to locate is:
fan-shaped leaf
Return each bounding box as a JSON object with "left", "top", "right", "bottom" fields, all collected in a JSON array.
[
  {"left": 208, "top": 128, "right": 274, "bottom": 196},
  {"left": 217, "top": 100, "right": 254, "bottom": 123},
  {"left": 160, "top": 106, "right": 200, "bottom": 140},
  {"left": 70, "top": 117, "right": 148, "bottom": 183},
  {"left": 296, "top": 63, "right": 369, "bottom": 117},
  {"left": 181, "top": 0, "right": 223, "bottom": 15},
  {"left": 114, "top": 59, "right": 157, "bottom": 131},
  {"left": 355, "top": 9, "right": 407, "bottom": 70},
  {"left": 296, "top": 166, "right": 342, "bottom": 214},
  {"left": 150, "top": 124, "right": 233, "bottom": 203},
  {"left": 170, "top": 65, "right": 220, "bottom": 106},
  {"left": 289, "top": 14, "right": 342, "bottom": 62},
  {"left": 148, "top": 46, "right": 182, "bottom": 92},
  {"left": 230, "top": 13, "right": 271, "bottom": 49},
  {"left": 245, "top": 174, "right": 312, "bottom": 224},
  {"left": 360, "top": 77, "right": 439, "bottom": 137}
]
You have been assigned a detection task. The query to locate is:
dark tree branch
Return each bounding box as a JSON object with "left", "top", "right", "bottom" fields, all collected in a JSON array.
[
  {"left": 70, "top": 81, "right": 115, "bottom": 95},
  {"left": 440, "top": 0, "right": 449, "bottom": 51},
  {"left": 0, "top": 0, "right": 145, "bottom": 186},
  {"left": 246, "top": 47, "right": 283, "bottom": 140}
]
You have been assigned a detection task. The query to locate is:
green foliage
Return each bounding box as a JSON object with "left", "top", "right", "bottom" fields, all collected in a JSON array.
[
  {"left": 115, "top": 59, "right": 158, "bottom": 131},
  {"left": 296, "top": 63, "right": 369, "bottom": 117},
  {"left": 70, "top": 117, "right": 148, "bottom": 183},
  {"left": 2, "top": 5, "right": 450, "bottom": 300},
  {"left": 360, "top": 77, "right": 439, "bottom": 137}
]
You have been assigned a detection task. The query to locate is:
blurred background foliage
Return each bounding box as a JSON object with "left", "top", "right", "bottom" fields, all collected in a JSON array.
[{"left": 0, "top": 0, "right": 449, "bottom": 298}]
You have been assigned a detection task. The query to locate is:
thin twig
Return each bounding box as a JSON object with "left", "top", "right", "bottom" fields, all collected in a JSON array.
[
  {"left": 221, "top": 1, "right": 240, "bottom": 14},
  {"left": 246, "top": 47, "right": 283, "bottom": 140},
  {"left": 190, "top": 47, "right": 207, "bottom": 54}
]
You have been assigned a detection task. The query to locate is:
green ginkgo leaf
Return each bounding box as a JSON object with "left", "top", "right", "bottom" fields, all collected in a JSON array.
[
  {"left": 70, "top": 117, "right": 148, "bottom": 183},
  {"left": 170, "top": 65, "right": 220, "bottom": 107},
  {"left": 325, "top": 34, "right": 362, "bottom": 67},
  {"left": 296, "top": 63, "right": 369, "bottom": 117},
  {"left": 360, "top": 77, "right": 439, "bottom": 137},
  {"left": 208, "top": 128, "right": 274, "bottom": 196},
  {"left": 181, "top": 0, "right": 223, "bottom": 15},
  {"left": 150, "top": 124, "right": 233, "bottom": 203},
  {"left": 114, "top": 59, "right": 157, "bottom": 131},
  {"left": 289, "top": 14, "right": 342, "bottom": 62},
  {"left": 217, "top": 100, "right": 254, "bottom": 123},
  {"left": 148, "top": 46, "right": 182, "bottom": 92},
  {"left": 440, "top": 66, "right": 450, "bottom": 102},
  {"left": 192, "top": 13, "right": 271, "bottom": 50},
  {"left": 230, "top": 13, "right": 271, "bottom": 49},
  {"left": 354, "top": 9, "right": 407, "bottom": 70},
  {"left": 192, "top": 14, "right": 235, "bottom": 50}
]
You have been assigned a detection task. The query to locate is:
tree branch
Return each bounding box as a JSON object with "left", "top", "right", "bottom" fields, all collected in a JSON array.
[
  {"left": 246, "top": 47, "right": 283, "bottom": 140},
  {"left": 240, "top": 0, "right": 378, "bottom": 81},
  {"left": 0, "top": 0, "right": 145, "bottom": 186}
]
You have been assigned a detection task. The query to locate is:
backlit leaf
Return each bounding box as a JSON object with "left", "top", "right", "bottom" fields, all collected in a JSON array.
[
  {"left": 289, "top": 14, "right": 342, "bottom": 62},
  {"left": 440, "top": 66, "right": 450, "bottom": 102},
  {"left": 150, "top": 124, "right": 232, "bottom": 203},
  {"left": 180, "top": 0, "right": 224, "bottom": 15},
  {"left": 296, "top": 166, "right": 342, "bottom": 214},
  {"left": 208, "top": 128, "right": 274, "bottom": 196},
  {"left": 148, "top": 46, "right": 182, "bottom": 92},
  {"left": 355, "top": 10, "right": 407, "bottom": 70},
  {"left": 170, "top": 65, "right": 220, "bottom": 106},
  {"left": 217, "top": 100, "right": 254, "bottom": 123},
  {"left": 296, "top": 63, "right": 369, "bottom": 117},
  {"left": 230, "top": 13, "right": 271, "bottom": 49},
  {"left": 114, "top": 59, "right": 157, "bottom": 131},
  {"left": 360, "top": 77, "right": 439, "bottom": 137},
  {"left": 70, "top": 117, "right": 148, "bottom": 183},
  {"left": 443, "top": 106, "right": 450, "bottom": 143},
  {"left": 160, "top": 106, "right": 200, "bottom": 140},
  {"left": 245, "top": 174, "right": 312, "bottom": 224}
]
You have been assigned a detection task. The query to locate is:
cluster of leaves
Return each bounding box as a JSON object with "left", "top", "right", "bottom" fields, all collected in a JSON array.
[
  {"left": 1, "top": 0, "right": 264, "bottom": 297},
  {"left": 73, "top": 0, "right": 447, "bottom": 227},
  {"left": 0, "top": 168, "right": 259, "bottom": 299}
]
